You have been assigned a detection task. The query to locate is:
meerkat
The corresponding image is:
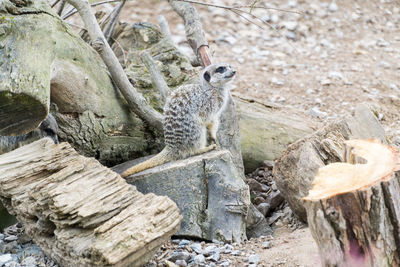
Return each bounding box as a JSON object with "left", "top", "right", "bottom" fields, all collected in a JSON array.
[{"left": 121, "top": 63, "right": 236, "bottom": 177}]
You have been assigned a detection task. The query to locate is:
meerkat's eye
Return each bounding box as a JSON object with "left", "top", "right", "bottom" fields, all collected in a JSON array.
[{"left": 216, "top": 66, "right": 226, "bottom": 73}]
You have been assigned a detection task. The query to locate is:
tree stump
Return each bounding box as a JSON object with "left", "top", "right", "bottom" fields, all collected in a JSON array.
[
  {"left": 303, "top": 139, "right": 400, "bottom": 267},
  {"left": 0, "top": 138, "right": 182, "bottom": 267}
]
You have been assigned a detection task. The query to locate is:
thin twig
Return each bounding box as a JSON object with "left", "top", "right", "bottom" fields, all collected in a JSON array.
[
  {"left": 104, "top": 0, "right": 126, "bottom": 43},
  {"left": 175, "top": 0, "right": 300, "bottom": 53},
  {"left": 175, "top": 0, "right": 303, "bottom": 15},
  {"left": 141, "top": 51, "right": 170, "bottom": 102},
  {"left": 112, "top": 38, "right": 128, "bottom": 66},
  {"left": 62, "top": 0, "right": 122, "bottom": 20}
]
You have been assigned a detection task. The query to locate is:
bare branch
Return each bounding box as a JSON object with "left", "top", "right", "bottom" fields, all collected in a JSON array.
[
  {"left": 62, "top": 0, "right": 122, "bottom": 20},
  {"left": 168, "top": 0, "right": 212, "bottom": 67},
  {"left": 65, "top": 0, "right": 164, "bottom": 133},
  {"left": 103, "top": 0, "right": 126, "bottom": 43},
  {"left": 141, "top": 51, "right": 170, "bottom": 102},
  {"left": 51, "top": 0, "right": 60, "bottom": 8}
]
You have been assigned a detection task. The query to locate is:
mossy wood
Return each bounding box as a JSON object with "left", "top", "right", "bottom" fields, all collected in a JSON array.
[
  {"left": 0, "top": 138, "right": 182, "bottom": 266},
  {"left": 304, "top": 140, "right": 400, "bottom": 267}
]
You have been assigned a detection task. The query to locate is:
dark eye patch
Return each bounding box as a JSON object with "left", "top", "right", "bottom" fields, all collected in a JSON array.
[
  {"left": 204, "top": 71, "right": 211, "bottom": 82},
  {"left": 216, "top": 66, "right": 226, "bottom": 73}
]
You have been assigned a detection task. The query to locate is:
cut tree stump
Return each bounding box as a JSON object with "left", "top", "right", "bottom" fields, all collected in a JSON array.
[
  {"left": 0, "top": 138, "right": 182, "bottom": 267},
  {"left": 113, "top": 150, "right": 250, "bottom": 243},
  {"left": 303, "top": 139, "right": 400, "bottom": 267},
  {"left": 273, "top": 104, "right": 386, "bottom": 221}
]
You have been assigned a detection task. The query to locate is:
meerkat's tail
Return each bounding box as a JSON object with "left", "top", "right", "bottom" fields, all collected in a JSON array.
[{"left": 121, "top": 148, "right": 172, "bottom": 178}]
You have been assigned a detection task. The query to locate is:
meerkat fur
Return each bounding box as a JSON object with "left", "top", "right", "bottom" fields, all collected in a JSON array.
[{"left": 121, "top": 63, "right": 236, "bottom": 178}]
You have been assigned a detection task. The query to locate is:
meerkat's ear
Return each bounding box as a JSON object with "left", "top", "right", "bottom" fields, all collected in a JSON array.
[{"left": 203, "top": 71, "right": 211, "bottom": 82}]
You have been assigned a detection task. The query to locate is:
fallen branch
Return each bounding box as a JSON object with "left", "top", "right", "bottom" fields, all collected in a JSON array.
[
  {"left": 103, "top": 0, "right": 126, "bottom": 43},
  {"left": 65, "top": 0, "right": 164, "bottom": 133}
]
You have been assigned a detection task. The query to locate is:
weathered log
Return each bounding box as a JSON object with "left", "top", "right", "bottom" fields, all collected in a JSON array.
[
  {"left": 0, "top": 138, "right": 181, "bottom": 266},
  {"left": 273, "top": 104, "right": 387, "bottom": 222},
  {"left": 234, "top": 93, "right": 317, "bottom": 172},
  {"left": 304, "top": 140, "right": 400, "bottom": 267},
  {"left": 113, "top": 150, "right": 250, "bottom": 243}
]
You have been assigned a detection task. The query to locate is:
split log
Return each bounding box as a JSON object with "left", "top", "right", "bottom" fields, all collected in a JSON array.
[
  {"left": 113, "top": 150, "right": 250, "bottom": 243},
  {"left": 0, "top": 138, "right": 181, "bottom": 266},
  {"left": 304, "top": 140, "right": 400, "bottom": 267},
  {"left": 273, "top": 104, "right": 387, "bottom": 222}
]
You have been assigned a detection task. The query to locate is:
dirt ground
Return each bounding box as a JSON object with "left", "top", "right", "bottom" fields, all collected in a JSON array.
[{"left": 70, "top": 0, "right": 399, "bottom": 266}]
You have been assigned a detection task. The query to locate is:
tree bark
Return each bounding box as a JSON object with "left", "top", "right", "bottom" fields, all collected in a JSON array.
[
  {"left": 303, "top": 140, "right": 400, "bottom": 267},
  {"left": 273, "top": 104, "right": 387, "bottom": 222},
  {"left": 0, "top": 138, "right": 182, "bottom": 266},
  {"left": 65, "top": 0, "right": 164, "bottom": 132}
]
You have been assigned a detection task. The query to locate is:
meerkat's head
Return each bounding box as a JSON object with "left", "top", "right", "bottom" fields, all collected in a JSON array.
[{"left": 202, "top": 63, "right": 236, "bottom": 88}]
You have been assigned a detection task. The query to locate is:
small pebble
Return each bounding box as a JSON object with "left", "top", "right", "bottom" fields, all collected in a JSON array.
[
  {"left": 249, "top": 254, "right": 260, "bottom": 264},
  {"left": 262, "top": 241, "right": 272, "bottom": 249},
  {"left": 190, "top": 243, "right": 202, "bottom": 254},
  {"left": 193, "top": 254, "right": 205, "bottom": 264},
  {"left": 178, "top": 239, "right": 190, "bottom": 247},
  {"left": 175, "top": 260, "right": 187, "bottom": 267}
]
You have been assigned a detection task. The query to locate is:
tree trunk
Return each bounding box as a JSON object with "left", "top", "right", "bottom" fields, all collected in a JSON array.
[
  {"left": 273, "top": 104, "right": 387, "bottom": 222},
  {"left": 303, "top": 140, "right": 400, "bottom": 267},
  {"left": 0, "top": 138, "right": 181, "bottom": 266}
]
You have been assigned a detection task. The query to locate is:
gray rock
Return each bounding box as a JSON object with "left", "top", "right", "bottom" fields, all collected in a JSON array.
[
  {"left": 231, "top": 250, "right": 240, "bottom": 256},
  {"left": 178, "top": 240, "right": 190, "bottom": 247},
  {"left": 309, "top": 107, "right": 328, "bottom": 118},
  {"left": 193, "top": 254, "right": 206, "bottom": 264},
  {"left": 175, "top": 260, "right": 187, "bottom": 267},
  {"left": 256, "top": 203, "right": 271, "bottom": 217},
  {"left": 266, "top": 191, "right": 284, "bottom": 210},
  {"left": 121, "top": 150, "right": 249, "bottom": 242},
  {"left": 262, "top": 241, "right": 272, "bottom": 249},
  {"left": 208, "top": 251, "right": 220, "bottom": 262},
  {"left": 190, "top": 243, "right": 202, "bottom": 254},
  {"left": 168, "top": 251, "right": 191, "bottom": 262},
  {"left": 219, "top": 261, "right": 230, "bottom": 266},
  {"left": 203, "top": 245, "right": 217, "bottom": 256},
  {"left": 249, "top": 254, "right": 260, "bottom": 264},
  {"left": 4, "top": 235, "right": 18, "bottom": 242},
  {"left": 222, "top": 244, "right": 233, "bottom": 254},
  {"left": 0, "top": 254, "right": 12, "bottom": 265},
  {"left": 286, "top": 31, "right": 297, "bottom": 40},
  {"left": 4, "top": 261, "right": 21, "bottom": 267},
  {"left": 21, "top": 256, "right": 36, "bottom": 267},
  {"left": 246, "top": 204, "right": 273, "bottom": 238},
  {"left": 0, "top": 233, "right": 4, "bottom": 240},
  {"left": 328, "top": 1, "right": 338, "bottom": 12}
]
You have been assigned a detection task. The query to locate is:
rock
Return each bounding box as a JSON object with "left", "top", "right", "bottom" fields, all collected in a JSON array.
[
  {"left": 263, "top": 160, "right": 274, "bottom": 169},
  {"left": 247, "top": 179, "right": 266, "bottom": 192},
  {"left": 231, "top": 250, "right": 240, "bottom": 256},
  {"left": 273, "top": 104, "right": 387, "bottom": 221},
  {"left": 328, "top": 1, "right": 338, "bottom": 12},
  {"left": 286, "top": 31, "right": 297, "bottom": 40},
  {"left": 246, "top": 204, "right": 273, "bottom": 238},
  {"left": 190, "top": 243, "right": 203, "bottom": 254},
  {"left": 4, "top": 235, "right": 18, "bottom": 242},
  {"left": 222, "top": 244, "right": 233, "bottom": 254},
  {"left": 178, "top": 240, "right": 190, "bottom": 247},
  {"left": 256, "top": 203, "right": 271, "bottom": 217},
  {"left": 168, "top": 251, "right": 191, "bottom": 262},
  {"left": 253, "top": 196, "right": 266, "bottom": 206},
  {"left": 193, "top": 254, "right": 206, "bottom": 264},
  {"left": 234, "top": 95, "right": 317, "bottom": 172},
  {"left": 249, "top": 254, "right": 260, "bottom": 264},
  {"left": 208, "top": 251, "right": 220, "bottom": 262},
  {"left": 0, "top": 233, "right": 4, "bottom": 240},
  {"left": 203, "top": 245, "right": 217, "bottom": 256},
  {"left": 20, "top": 256, "right": 36, "bottom": 267},
  {"left": 117, "top": 150, "right": 249, "bottom": 242},
  {"left": 220, "top": 261, "right": 230, "bottom": 266},
  {"left": 309, "top": 107, "right": 328, "bottom": 118},
  {"left": 266, "top": 191, "right": 285, "bottom": 210},
  {"left": 4, "top": 241, "right": 18, "bottom": 254},
  {"left": 175, "top": 260, "right": 187, "bottom": 267},
  {"left": 0, "top": 254, "right": 12, "bottom": 265},
  {"left": 262, "top": 241, "right": 272, "bottom": 249}
]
